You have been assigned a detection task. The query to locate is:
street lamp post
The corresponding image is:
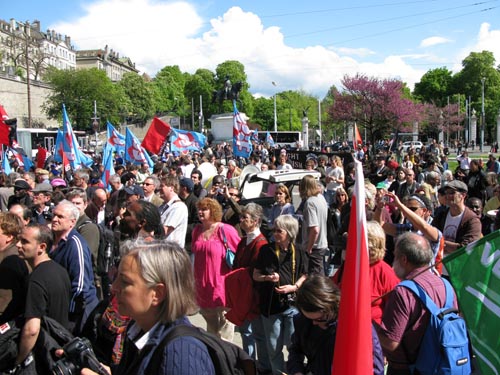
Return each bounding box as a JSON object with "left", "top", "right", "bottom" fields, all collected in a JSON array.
[
  {"left": 481, "top": 77, "right": 486, "bottom": 152},
  {"left": 91, "top": 100, "right": 99, "bottom": 153},
  {"left": 272, "top": 81, "right": 277, "bottom": 132}
]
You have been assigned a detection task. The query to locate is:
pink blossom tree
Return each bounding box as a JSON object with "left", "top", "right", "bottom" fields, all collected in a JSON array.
[{"left": 328, "top": 74, "right": 420, "bottom": 153}]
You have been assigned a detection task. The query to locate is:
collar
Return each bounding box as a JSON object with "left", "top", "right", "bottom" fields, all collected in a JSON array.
[
  {"left": 246, "top": 228, "right": 261, "bottom": 245},
  {"left": 127, "top": 321, "right": 161, "bottom": 351},
  {"left": 166, "top": 194, "right": 180, "bottom": 206}
]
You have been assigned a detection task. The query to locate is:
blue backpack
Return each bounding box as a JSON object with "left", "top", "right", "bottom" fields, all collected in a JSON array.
[{"left": 400, "top": 278, "right": 471, "bottom": 375}]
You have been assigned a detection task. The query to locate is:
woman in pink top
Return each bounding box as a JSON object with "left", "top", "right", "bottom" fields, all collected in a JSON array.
[{"left": 192, "top": 197, "right": 240, "bottom": 341}]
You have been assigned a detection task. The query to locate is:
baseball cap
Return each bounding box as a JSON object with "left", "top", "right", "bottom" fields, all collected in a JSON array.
[
  {"left": 124, "top": 185, "right": 144, "bottom": 197},
  {"left": 179, "top": 177, "right": 194, "bottom": 192}
]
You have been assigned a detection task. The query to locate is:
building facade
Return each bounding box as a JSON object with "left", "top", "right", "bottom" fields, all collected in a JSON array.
[{"left": 76, "top": 45, "right": 139, "bottom": 81}]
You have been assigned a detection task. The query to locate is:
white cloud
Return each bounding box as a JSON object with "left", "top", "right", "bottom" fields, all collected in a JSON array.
[
  {"left": 420, "top": 36, "right": 452, "bottom": 48},
  {"left": 51, "top": 1, "right": 500, "bottom": 97}
]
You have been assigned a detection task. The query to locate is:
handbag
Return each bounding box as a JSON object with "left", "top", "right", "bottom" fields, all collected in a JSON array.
[{"left": 220, "top": 224, "right": 235, "bottom": 269}]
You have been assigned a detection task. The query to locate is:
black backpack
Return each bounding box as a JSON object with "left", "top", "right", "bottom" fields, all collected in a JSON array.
[
  {"left": 78, "top": 220, "right": 115, "bottom": 276},
  {"left": 147, "top": 325, "right": 256, "bottom": 375},
  {"left": 0, "top": 318, "right": 22, "bottom": 372}
]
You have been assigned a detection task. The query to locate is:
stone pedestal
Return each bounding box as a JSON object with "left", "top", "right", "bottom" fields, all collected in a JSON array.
[
  {"left": 209, "top": 112, "right": 248, "bottom": 143},
  {"left": 470, "top": 114, "right": 477, "bottom": 147},
  {"left": 302, "top": 116, "right": 309, "bottom": 150},
  {"left": 497, "top": 110, "right": 500, "bottom": 147}
]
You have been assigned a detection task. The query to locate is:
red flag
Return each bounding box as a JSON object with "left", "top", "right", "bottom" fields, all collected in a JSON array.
[
  {"left": 141, "top": 117, "right": 171, "bottom": 155},
  {"left": 36, "top": 146, "right": 47, "bottom": 169},
  {"left": 332, "top": 160, "right": 373, "bottom": 374},
  {"left": 0, "top": 105, "right": 12, "bottom": 146},
  {"left": 355, "top": 122, "right": 363, "bottom": 146}
]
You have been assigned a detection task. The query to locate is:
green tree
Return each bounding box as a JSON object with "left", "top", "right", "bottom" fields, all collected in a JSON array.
[
  {"left": 452, "top": 51, "right": 500, "bottom": 142},
  {"left": 184, "top": 69, "right": 216, "bottom": 130},
  {"left": 413, "top": 67, "right": 453, "bottom": 106},
  {"left": 117, "top": 72, "right": 155, "bottom": 125},
  {"left": 152, "top": 65, "right": 186, "bottom": 116},
  {"left": 43, "top": 67, "right": 128, "bottom": 130},
  {"left": 252, "top": 97, "right": 274, "bottom": 131}
]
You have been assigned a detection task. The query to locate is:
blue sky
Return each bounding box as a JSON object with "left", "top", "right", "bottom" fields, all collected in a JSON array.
[{"left": 3, "top": 0, "right": 500, "bottom": 98}]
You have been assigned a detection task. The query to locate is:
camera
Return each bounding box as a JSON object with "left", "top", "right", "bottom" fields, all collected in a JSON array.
[
  {"left": 280, "top": 292, "right": 296, "bottom": 306},
  {"left": 52, "top": 337, "right": 108, "bottom": 375}
]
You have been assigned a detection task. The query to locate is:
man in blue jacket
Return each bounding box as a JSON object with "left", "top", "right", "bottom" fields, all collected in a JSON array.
[{"left": 50, "top": 199, "right": 99, "bottom": 335}]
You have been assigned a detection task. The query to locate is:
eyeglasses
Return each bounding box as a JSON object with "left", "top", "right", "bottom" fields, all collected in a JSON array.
[
  {"left": 143, "top": 183, "right": 154, "bottom": 186},
  {"left": 407, "top": 206, "right": 422, "bottom": 212},
  {"left": 229, "top": 192, "right": 239, "bottom": 197}
]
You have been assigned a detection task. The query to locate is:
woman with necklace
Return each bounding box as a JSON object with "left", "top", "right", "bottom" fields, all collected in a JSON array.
[{"left": 253, "top": 214, "right": 307, "bottom": 375}]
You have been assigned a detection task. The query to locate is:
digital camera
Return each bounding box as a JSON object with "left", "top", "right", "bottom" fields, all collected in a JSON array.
[{"left": 52, "top": 337, "right": 108, "bottom": 375}]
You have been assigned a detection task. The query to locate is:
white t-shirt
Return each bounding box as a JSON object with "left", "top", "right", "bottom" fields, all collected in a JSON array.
[
  {"left": 326, "top": 166, "right": 344, "bottom": 191},
  {"left": 160, "top": 196, "right": 189, "bottom": 248},
  {"left": 443, "top": 210, "right": 464, "bottom": 242}
]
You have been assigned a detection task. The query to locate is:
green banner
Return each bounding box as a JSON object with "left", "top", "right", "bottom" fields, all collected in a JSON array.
[{"left": 443, "top": 230, "right": 500, "bottom": 375}]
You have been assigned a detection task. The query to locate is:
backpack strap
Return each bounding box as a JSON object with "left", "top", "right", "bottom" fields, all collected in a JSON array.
[
  {"left": 77, "top": 220, "right": 93, "bottom": 232},
  {"left": 399, "top": 279, "right": 440, "bottom": 315}
]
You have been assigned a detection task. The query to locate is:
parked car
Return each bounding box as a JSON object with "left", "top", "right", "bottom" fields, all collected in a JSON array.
[{"left": 401, "top": 141, "right": 423, "bottom": 153}]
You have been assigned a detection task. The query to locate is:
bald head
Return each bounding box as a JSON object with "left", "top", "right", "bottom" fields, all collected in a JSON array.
[{"left": 395, "top": 232, "right": 433, "bottom": 268}]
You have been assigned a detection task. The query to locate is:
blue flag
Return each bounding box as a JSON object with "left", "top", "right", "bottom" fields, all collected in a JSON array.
[
  {"left": 2, "top": 150, "right": 11, "bottom": 175},
  {"left": 232, "top": 101, "right": 252, "bottom": 159},
  {"left": 9, "top": 147, "right": 33, "bottom": 171},
  {"left": 101, "top": 143, "right": 115, "bottom": 190},
  {"left": 54, "top": 104, "right": 93, "bottom": 169},
  {"left": 107, "top": 121, "right": 125, "bottom": 154},
  {"left": 170, "top": 128, "right": 206, "bottom": 152},
  {"left": 124, "top": 128, "right": 154, "bottom": 169},
  {"left": 266, "top": 131, "right": 275, "bottom": 147}
]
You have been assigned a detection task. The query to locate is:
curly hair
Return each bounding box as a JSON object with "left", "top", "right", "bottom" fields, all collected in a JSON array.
[
  {"left": 196, "top": 197, "right": 223, "bottom": 222},
  {"left": 367, "top": 221, "right": 386, "bottom": 264}
]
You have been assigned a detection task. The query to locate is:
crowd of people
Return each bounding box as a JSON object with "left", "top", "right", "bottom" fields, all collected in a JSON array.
[{"left": 0, "top": 137, "right": 491, "bottom": 374}]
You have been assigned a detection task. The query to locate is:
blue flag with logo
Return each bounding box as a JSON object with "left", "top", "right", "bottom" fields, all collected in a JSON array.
[
  {"left": 106, "top": 121, "right": 125, "bottom": 154},
  {"left": 170, "top": 128, "right": 206, "bottom": 152},
  {"left": 101, "top": 143, "right": 115, "bottom": 190},
  {"left": 232, "top": 101, "right": 252, "bottom": 159},
  {"left": 266, "top": 131, "right": 275, "bottom": 147},
  {"left": 53, "top": 104, "right": 93, "bottom": 169},
  {"left": 2, "top": 150, "right": 11, "bottom": 174},
  {"left": 124, "top": 128, "right": 154, "bottom": 169}
]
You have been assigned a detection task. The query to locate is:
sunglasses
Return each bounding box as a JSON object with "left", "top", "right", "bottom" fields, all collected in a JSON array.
[{"left": 407, "top": 206, "right": 422, "bottom": 212}]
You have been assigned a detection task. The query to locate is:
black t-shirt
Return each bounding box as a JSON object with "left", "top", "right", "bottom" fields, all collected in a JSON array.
[
  {"left": 255, "top": 242, "right": 307, "bottom": 316},
  {"left": 24, "top": 260, "right": 71, "bottom": 328},
  {"left": 0, "top": 254, "right": 29, "bottom": 323}
]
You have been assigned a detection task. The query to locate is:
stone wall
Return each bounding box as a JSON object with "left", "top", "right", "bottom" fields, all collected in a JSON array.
[{"left": 0, "top": 74, "right": 59, "bottom": 127}]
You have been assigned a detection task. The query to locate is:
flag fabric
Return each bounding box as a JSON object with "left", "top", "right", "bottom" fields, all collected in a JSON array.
[
  {"left": 53, "top": 104, "right": 93, "bottom": 169},
  {"left": 0, "top": 105, "right": 11, "bottom": 146},
  {"left": 9, "top": 147, "right": 33, "bottom": 171},
  {"left": 125, "top": 128, "right": 154, "bottom": 169},
  {"left": 354, "top": 122, "right": 363, "bottom": 146},
  {"left": 265, "top": 131, "right": 275, "bottom": 147},
  {"left": 442, "top": 231, "right": 500, "bottom": 375},
  {"left": 141, "top": 117, "right": 171, "bottom": 155},
  {"left": 106, "top": 121, "right": 125, "bottom": 154},
  {"left": 232, "top": 101, "right": 253, "bottom": 159},
  {"left": 251, "top": 129, "right": 259, "bottom": 143},
  {"left": 332, "top": 159, "right": 373, "bottom": 374},
  {"left": 2, "top": 150, "right": 11, "bottom": 174},
  {"left": 170, "top": 128, "right": 206, "bottom": 153},
  {"left": 101, "top": 143, "right": 115, "bottom": 190}
]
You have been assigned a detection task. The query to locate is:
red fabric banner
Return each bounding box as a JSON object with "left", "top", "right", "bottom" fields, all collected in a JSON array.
[
  {"left": 141, "top": 117, "right": 171, "bottom": 155},
  {"left": 331, "top": 160, "right": 373, "bottom": 374}
]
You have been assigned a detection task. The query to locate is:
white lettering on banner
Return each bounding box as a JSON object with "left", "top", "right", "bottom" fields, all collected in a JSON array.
[
  {"left": 465, "top": 286, "right": 500, "bottom": 318},
  {"left": 475, "top": 241, "right": 500, "bottom": 278}
]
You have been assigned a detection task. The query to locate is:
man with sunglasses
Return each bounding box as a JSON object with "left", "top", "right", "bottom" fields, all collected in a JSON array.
[
  {"left": 431, "top": 180, "right": 481, "bottom": 256},
  {"left": 8, "top": 179, "right": 33, "bottom": 210}
]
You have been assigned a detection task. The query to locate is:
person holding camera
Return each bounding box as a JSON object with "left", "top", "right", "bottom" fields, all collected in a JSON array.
[
  {"left": 75, "top": 241, "right": 215, "bottom": 375},
  {"left": 253, "top": 214, "right": 307, "bottom": 375}
]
